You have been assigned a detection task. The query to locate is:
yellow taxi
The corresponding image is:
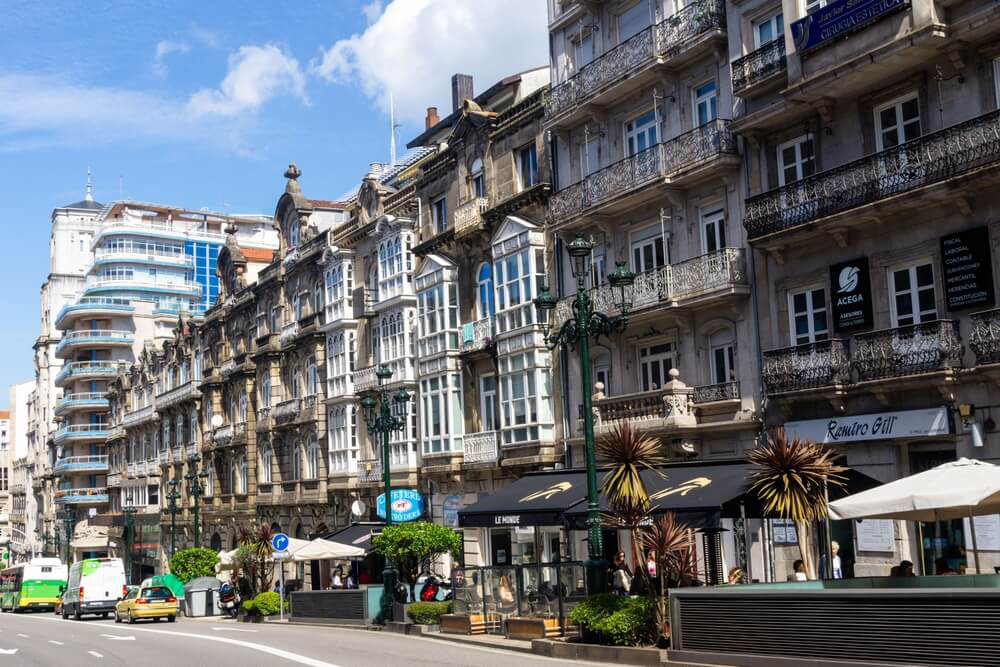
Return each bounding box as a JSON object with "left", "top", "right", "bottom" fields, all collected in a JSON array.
[{"left": 114, "top": 585, "right": 178, "bottom": 624}]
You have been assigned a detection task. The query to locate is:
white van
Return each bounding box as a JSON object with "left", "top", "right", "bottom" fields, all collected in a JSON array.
[{"left": 62, "top": 558, "right": 127, "bottom": 619}]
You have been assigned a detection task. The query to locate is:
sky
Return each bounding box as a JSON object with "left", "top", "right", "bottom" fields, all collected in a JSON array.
[{"left": 0, "top": 0, "right": 549, "bottom": 409}]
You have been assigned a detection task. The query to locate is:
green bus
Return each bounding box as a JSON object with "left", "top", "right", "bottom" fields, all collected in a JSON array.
[{"left": 0, "top": 558, "right": 68, "bottom": 612}]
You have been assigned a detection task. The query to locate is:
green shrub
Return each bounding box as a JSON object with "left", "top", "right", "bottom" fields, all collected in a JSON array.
[
  {"left": 243, "top": 591, "right": 286, "bottom": 617},
  {"left": 406, "top": 600, "right": 452, "bottom": 625},
  {"left": 569, "top": 594, "right": 657, "bottom": 647},
  {"left": 169, "top": 547, "right": 219, "bottom": 584}
]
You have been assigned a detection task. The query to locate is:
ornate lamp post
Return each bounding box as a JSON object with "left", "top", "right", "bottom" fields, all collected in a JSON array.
[
  {"left": 58, "top": 509, "right": 75, "bottom": 565},
  {"left": 165, "top": 478, "right": 181, "bottom": 560},
  {"left": 185, "top": 457, "right": 209, "bottom": 548},
  {"left": 533, "top": 234, "right": 635, "bottom": 594},
  {"left": 122, "top": 506, "right": 138, "bottom": 584},
  {"left": 360, "top": 365, "right": 411, "bottom": 623},
  {"left": 42, "top": 529, "right": 51, "bottom": 557}
]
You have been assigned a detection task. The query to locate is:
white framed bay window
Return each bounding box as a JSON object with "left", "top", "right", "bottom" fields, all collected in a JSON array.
[
  {"left": 328, "top": 406, "right": 357, "bottom": 473},
  {"left": 498, "top": 350, "right": 553, "bottom": 446},
  {"left": 493, "top": 239, "right": 546, "bottom": 335},
  {"left": 420, "top": 373, "right": 464, "bottom": 455},
  {"left": 324, "top": 260, "right": 353, "bottom": 322},
  {"left": 416, "top": 260, "right": 459, "bottom": 357},
  {"left": 326, "top": 331, "right": 355, "bottom": 397}
]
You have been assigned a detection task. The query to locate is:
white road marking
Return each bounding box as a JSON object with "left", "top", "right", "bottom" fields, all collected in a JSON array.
[
  {"left": 48, "top": 640, "right": 64, "bottom": 645},
  {"left": 100, "top": 633, "right": 135, "bottom": 641},
  {"left": 14, "top": 634, "right": 28, "bottom": 638},
  {"left": 88, "top": 650, "right": 103, "bottom": 658},
  {"left": 0, "top": 649, "right": 17, "bottom": 655},
  {"left": 211, "top": 626, "right": 257, "bottom": 633}
]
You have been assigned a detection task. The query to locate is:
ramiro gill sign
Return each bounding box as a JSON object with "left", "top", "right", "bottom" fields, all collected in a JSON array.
[{"left": 784, "top": 407, "right": 951, "bottom": 444}]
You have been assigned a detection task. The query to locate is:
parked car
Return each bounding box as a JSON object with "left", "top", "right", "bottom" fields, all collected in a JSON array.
[
  {"left": 62, "top": 558, "right": 127, "bottom": 620},
  {"left": 114, "top": 585, "right": 178, "bottom": 624}
]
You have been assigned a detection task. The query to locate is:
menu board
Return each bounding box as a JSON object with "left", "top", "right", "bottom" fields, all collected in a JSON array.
[
  {"left": 940, "top": 226, "right": 996, "bottom": 311},
  {"left": 855, "top": 519, "right": 895, "bottom": 552},
  {"left": 772, "top": 519, "right": 798, "bottom": 545},
  {"left": 964, "top": 515, "right": 1000, "bottom": 552}
]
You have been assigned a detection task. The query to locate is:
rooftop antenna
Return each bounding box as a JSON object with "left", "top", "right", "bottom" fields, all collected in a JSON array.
[
  {"left": 119, "top": 175, "right": 124, "bottom": 201},
  {"left": 84, "top": 167, "right": 94, "bottom": 203},
  {"left": 389, "top": 91, "right": 400, "bottom": 169}
]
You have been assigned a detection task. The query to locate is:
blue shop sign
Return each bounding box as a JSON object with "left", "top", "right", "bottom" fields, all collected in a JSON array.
[
  {"left": 791, "top": 0, "right": 910, "bottom": 55},
  {"left": 376, "top": 489, "right": 425, "bottom": 522}
]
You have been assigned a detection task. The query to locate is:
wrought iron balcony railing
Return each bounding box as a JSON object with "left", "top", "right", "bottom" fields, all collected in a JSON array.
[
  {"left": 970, "top": 308, "right": 1000, "bottom": 366},
  {"left": 358, "top": 460, "right": 382, "bottom": 483},
  {"left": 853, "top": 320, "right": 962, "bottom": 382},
  {"left": 460, "top": 316, "right": 494, "bottom": 353},
  {"left": 352, "top": 366, "right": 378, "bottom": 393},
  {"left": 551, "top": 248, "right": 746, "bottom": 328},
  {"left": 463, "top": 431, "right": 499, "bottom": 464},
  {"left": 731, "top": 38, "right": 786, "bottom": 94},
  {"left": 549, "top": 120, "right": 736, "bottom": 223},
  {"left": 744, "top": 109, "right": 1000, "bottom": 240},
  {"left": 279, "top": 322, "right": 300, "bottom": 346},
  {"left": 692, "top": 381, "right": 741, "bottom": 403},
  {"left": 762, "top": 339, "right": 851, "bottom": 395},
  {"left": 545, "top": 0, "right": 725, "bottom": 119},
  {"left": 454, "top": 197, "right": 489, "bottom": 236}
]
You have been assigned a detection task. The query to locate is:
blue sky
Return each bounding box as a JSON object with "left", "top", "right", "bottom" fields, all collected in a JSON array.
[{"left": 0, "top": 0, "right": 548, "bottom": 408}]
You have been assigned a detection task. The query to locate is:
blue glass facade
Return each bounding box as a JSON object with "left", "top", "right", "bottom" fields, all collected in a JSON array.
[{"left": 186, "top": 240, "right": 221, "bottom": 311}]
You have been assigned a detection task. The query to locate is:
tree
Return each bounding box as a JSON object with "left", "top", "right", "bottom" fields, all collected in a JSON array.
[
  {"left": 237, "top": 523, "right": 275, "bottom": 596},
  {"left": 170, "top": 547, "right": 219, "bottom": 583},
  {"left": 748, "top": 427, "right": 846, "bottom": 580},
  {"left": 371, "top": 522, "right": 462, "bottom": 599}
]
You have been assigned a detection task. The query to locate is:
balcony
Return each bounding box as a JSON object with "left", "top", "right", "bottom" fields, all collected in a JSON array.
[
  {"left": 762, "top": 340, "right": 851, "bottom": 395},
  {"left": 744, "top": 109, "right": 1000, "bottom": 242},
  {"left": 970, "top": 308, "right": 1000, "bottom": 366},
  {"left": 454, "top": 197, "right": 489, "bottom": 237},
  {"left": 463, "top": 431, "right": 499, "bottom": 464},
  {"left": 93, "top": 246, "right": 193, "bottom": 268},
  {"left": 54, "top": 297, "right": 134, "bottom": 329},
  {"left": 279, "top": 322, "right": 300, "bottom": 347},
  {"left": 731, "top": 38, "right": 786, "bottom": 97},
  {"left": 692, "top": 381, "right": 741, "bottom": 404},
  {"left": 546, "top": 0, "right": 725, "bottom": 122},
  {"left": 460, "top": 316, "right": 494, "bottom": 353},
  {"left": 352, "top": 288, "right": 377, "bottom": 319},
  {"left": 53, "top": 455, "right": 109, "bottom": 473},
  {"left": 53, "top": 423, "right": 110, "bottom": 445},
  {"left": 549, "top": 120, "right": 737, "bottom": 225},
  {"left": 853, "top": 320, "right": 962, "bottom": 383},
  {"left": 185, "top": 442, "right": 198, "bottom": 459},
  {"left": 56, "top": 330, "right": 133, "bottom": 357},
  {"left": 358, "top": 460, "right": 382, "bottom": 484},
  {"left": 274, "top": 398, "right": 300, "bottom": 424},
  {"left": 156, "top": 381, "right": 199, "bottom": 409},
  {"left": 256, "top": 407, "right": 272, "bottom": 431},
  {"left": 299, "top": 395, "right": 320, "bottom": 424},
  {"left": 107, "top": 472, "right": 122, "bottom": 487},
  {"left": 55, "top": 360, "right": 119, "bottom": 387},
  {"left": 54, "top": 392, "right": 110, "bottom": 416},
  {"left": 353, "top": 366, "right": 378, "bottom": 393},
  {"left": 123, "top": 404, "right": 155, "bottom": 427},
  {"left": 84, "top": 276, "right": 201, "bottom": 297},
  {"left": 54, "top": 487, "right": 109, "bottom": 505},
  {"left": 213, "top": 425, "right": 234, "bottom": 445},
  {"left": 551, "top": 248, "right": 747, "bottom": 328},
  {"left": 220, "top": 359, "right": 236, "bottom": 375}
]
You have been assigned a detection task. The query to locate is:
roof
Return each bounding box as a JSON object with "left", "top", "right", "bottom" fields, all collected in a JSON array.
[
  {"left": 306, "top": 199, "right": 348, "bottom": 209},
  {"left": 0, "top": 410, "right": 9, "bottom": 419},
  {"left": 240, "top": 247, "right": 274, "bottom": 263},
  {"left": 63, "top": 199, "right": 104, "bottom": 210}
]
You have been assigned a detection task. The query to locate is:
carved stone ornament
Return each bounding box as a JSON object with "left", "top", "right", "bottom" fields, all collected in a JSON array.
[{"left": 357, "top": 174, "right": 384, "bottom": 227}]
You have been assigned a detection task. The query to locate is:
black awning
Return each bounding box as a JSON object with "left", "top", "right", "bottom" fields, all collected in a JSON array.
[
  {"left": 458, "top": 470, "right": 590, "bottom": 527},
  {"left": 321, "top": 522, "right": 385, "bottom": 553},
  {"left": 564, "top": 460, "right": 754, "bottom": 529}
]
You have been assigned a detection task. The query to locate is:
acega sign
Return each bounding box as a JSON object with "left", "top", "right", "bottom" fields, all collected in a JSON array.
[{"left": 784, "top": 407, "right": 951, "bottom": 444}]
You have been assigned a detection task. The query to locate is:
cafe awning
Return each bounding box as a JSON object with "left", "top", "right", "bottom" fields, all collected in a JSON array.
[
  {"left": 458, "top": 470, "right": 589, "bottom": 528},
  {"left": 320, "top": 522, "right": 386, "bottom": 553}
]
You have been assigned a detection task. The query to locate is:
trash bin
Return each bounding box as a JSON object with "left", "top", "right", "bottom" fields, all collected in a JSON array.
[{"left": 182, "top": 576, "right": 222, "bottom": 617}]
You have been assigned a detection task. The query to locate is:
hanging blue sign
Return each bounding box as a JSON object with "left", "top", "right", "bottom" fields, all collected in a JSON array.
[
  {"left": 376, "top": 489, "right": 425, "bottom": 522},
  {"left": 791, "top": 0, "right": 910, "bottom": 55}
]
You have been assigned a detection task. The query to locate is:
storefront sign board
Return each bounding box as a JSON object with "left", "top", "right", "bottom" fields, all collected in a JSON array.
[{"left": 784, "top": 407, "right": 950, "bottom": 444}]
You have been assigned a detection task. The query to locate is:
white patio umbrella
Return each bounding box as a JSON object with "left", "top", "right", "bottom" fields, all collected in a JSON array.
[
  {"left": 829, "top": 458, "right": 1000, "bottom": 573},
  {"left": 216, "top": 537, "right": 313, "bottom": 571},
  {"left": 291, "top": 538, "right": 365, "bottom": 562}
]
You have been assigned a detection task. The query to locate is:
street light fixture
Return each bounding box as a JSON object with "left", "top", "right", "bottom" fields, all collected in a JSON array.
[
  {"left": 185, "top": 457, "right": 210, "bottom": 548},
  {"left": 122, "top": 506, "right": 138, "bottom": 585},
  {"left": 534, "top": 233, "right": 635, "bottom": 595},
  {"left": 360, "top": 365, "right": 411, "bottom": 623},
  {"left": 165, "top": 478, "right": 181, "bottom": 560}
]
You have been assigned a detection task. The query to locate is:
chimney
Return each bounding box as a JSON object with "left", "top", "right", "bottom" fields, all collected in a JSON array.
[
  {"left": 369, "top": 162, "right": 383, "bottom": 176},
  {"left": 451, "top": 74, "right": 473, "bottom": 112},
  {"left": 425, "top": 106, "right": 439, "bottom": 130}
]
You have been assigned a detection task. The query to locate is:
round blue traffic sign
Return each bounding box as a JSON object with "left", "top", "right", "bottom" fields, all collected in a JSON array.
[{"left": 271, "top": 532, "right": 289, "bottom": 552}]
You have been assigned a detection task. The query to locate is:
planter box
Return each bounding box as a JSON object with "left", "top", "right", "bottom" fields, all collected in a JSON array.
[
  {"left": 386, "top": 621, "right": 439, "bottom": 635},
  {"left": 440, "top": 613, "right": 499, "bottom": 635},
  {"left": 532, "top": 638, "right": 664, "bottom": 666},
  {"left": 506, "top": 617, "right": 569, "bottom": 640}
]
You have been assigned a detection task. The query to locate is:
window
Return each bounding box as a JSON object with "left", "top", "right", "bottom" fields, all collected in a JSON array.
[
  {"left": 477, "top": 263, "right": 495, "bottom": 319},
  {"left": 313, "top": 282, "right": 323, "bottom": 314},
  {"left": 291, "top": 443, "right": 301, "bottom": 481},
  {"left": 588, "top": 243, "right": 607, "bottom": 289},
  {"left": 378, "top": 235, "right": 408, "bottom": 298},
  {"left": 625, "top": 110, "right": 658, "bottom": 156},
  {"left": 694, "top": 80, "right": 718, "bottom": 126},
  {"left": 305, "top": 357, "right": 318, "bottom": 396},
  {"left": 260, "top": 446, "right": 273, "bottom": 484},
  {"left": 631, "top": 225, "right": 667, "bottom": 274},
  {"left": 593, "top": 354, "right": 611, "bottom": 394},
  {"left": 580, "top": 137, "right": 599, "bottom": 177},
  {"left": 480, "top": 375, "right": 499, "bottom": 432},
  {"left": 0, "top": 467, "right": 6, "bottom": 491},
  {"left": 777, "top": 136, "right": 816, "bottom": 186},
  {"left": 618, "top": 1, "right": 651, "bottom": 42},
  {"left": 789, "top": 288, "right": 828, "bottom": 345},
  {"left": 711, "top": 344, "right": 736, "bottom": 384},
  {"left": 754, "top": 11, "right": 784, "bottom": 47},
  {"left": 288, "top": 217, "right": 300, "bottom": 248},
  {"left": 574, "top": 31, "right": 594, "bottom": 70},
  {"left": 517, "top": 143, "right": 539, "bottom": 191},
  {"left": 432, "top": 196, "right": 448, "bottom": 233},
  {"left": 471, "top": 158, "right": 485, "bottom": 198},
  {"left": 238, "top": 456, "right": 247, "bottom": 494},
  {"left": 701, "top": 206, "right": 726, "bottom": 253},
  {"left": 499, "top": 353, "right": 547, "bottom": 444},
  {"left": 421, "top": 374, "right": 462, "bottom": 454},
  {"left": 891, "top": 263, "right": 936, "bottom": 326},
  {"left": 417, "top": 283, "right": 459, "bottom": 356},
  {"left": 292, "top": 292, "right": 302, "bottom": 321},
  {"left": 259, "top": 372, "right": 271, "bottom": 407},
  {"left": 306, "top": 439, "right": 320, "bottom": 479},
  {"left": 805, "top": 0, "right": 827, "bottom": 11},
  {"left": 238, "top": 391, "right": 248, "bottom": 423},
  {"left": 638, "top": 342, "right": 674, "bottom": 391},
  {"left": 875, "top": 95, "right": 921, "bottom": 150},
  {"left": 495, "top": 247, "right": 545, "bottom": 333},
  {"left": 328, "top": 406, "right": 356, "bottom": 472}
]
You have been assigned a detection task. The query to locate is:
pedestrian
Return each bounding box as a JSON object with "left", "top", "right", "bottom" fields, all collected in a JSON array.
[
  {"left": 610, "top": 551, "right": 633, "bottom": 595},
  {"left": 727, "top": 566, "right": 744, "bottom": 584},
  {"left": 331, "top": 567, "right": 343, "bottom": 589},
  {"left": 789, "top": 559, "right": 808, "bottom": 581}
]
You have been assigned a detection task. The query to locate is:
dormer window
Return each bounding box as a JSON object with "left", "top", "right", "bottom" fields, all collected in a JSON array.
[
  {"left": 471, "top": 159, "right": 485, "bottom": 198},
  {"left": 287, "top": 214, "right": 300, "bottom": 249}
]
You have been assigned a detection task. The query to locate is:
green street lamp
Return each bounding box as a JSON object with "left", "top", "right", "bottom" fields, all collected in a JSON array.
[
  {"left": 185, "top": 457, "right": 209, "bottom": 548},
  {"left": 122, "top": 506, "right": 138, "bottom": 585},
  {"left": 534, "top": 234, "right": 635, "bottom": 595},
  {"left": 58, "top": 509, "right": 75, "bottom": 566},
  {"left": 360, "top": 365, "right": 411, "bottom": 623},
  {"left": 165, "top": 478, "right": 181, "bottom": 560},
  {"left": 42, "top": 529, "right": 51, "bottom": 557}
]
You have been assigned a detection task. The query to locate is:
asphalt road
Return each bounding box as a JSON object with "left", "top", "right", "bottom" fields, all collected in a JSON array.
[{"left": 0, "top": 610, "right": 605, "bottom": 667}]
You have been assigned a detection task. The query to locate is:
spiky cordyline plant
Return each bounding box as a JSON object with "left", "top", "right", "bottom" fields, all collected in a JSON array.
[
  {"left": 238, "top": 522, "right": 276, "bottom": 595},
  {"left": 640, "top": 513, "right": 696, "bottom": 643},
  {"left": 748, "top": 427, "right": 846, "bottom": 579},
  {"left": 598, "top": 421, "right": 668, "bottom": 511}
]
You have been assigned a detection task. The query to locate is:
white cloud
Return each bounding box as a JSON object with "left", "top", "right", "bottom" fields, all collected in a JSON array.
[
  {"left": 152, "top": 39, "right": 191, "bottom": 78},
  {"left": 312, "top": 0, "right": 548, "bottom": 125},
  {"left": 188, "top": 44, "right": 308, "bottom": 117},
  {"left": 189, "top": 23, "right": 222, "bottom": 49},
  {"left": 361, "top": 1, "right": 384, "bottom": 25}
]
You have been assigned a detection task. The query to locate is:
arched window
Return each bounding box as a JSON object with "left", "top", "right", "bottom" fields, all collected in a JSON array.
[
  {"left": 291, "top": 442, "right": 302, "bottom": 480},
  {"left": 260, "top": 445, "right": 273, "bottom": 484},
  {"left": 229, "top": 459, "right": 237, "bottom": 494},
  {"left": 259, "top": 372, "right": 271, "bottom": 407},
  {"left": 238, "top": 391, "right": 248, "bottom": 422},
  {"left": 292, "top": 292, "right": 302, "bottom": 321},
  {"left": 288, "top": 216, "right": 300, "bottom": 248},
  {"left": 477, "top": 263, "right": 494, "bottom": 319},
  {"left": 306, "top": 437, "right": 319, "bottom": 479},
  {"left": 470, "top": 158, "right": 485, "bottom": 198},
  {"left": 313, "top": 281, "right": 323, "bottom": 314},
  {"left": 238, "top": 455, "right": 248, "bottom": 494},
  {"left": 175, "top": 415, "right": 184, "bottom": 448},
  {"left": 305, "top": 357, "right": 317, "bottom": 396}
]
